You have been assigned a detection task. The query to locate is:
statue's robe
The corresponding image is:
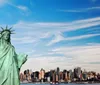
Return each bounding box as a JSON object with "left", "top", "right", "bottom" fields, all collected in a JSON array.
[{"left": 0, "top": 39, "right": 27, "bottom": 85}]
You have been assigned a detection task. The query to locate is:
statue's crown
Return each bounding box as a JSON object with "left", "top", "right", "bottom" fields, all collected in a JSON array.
[{"left": 0, "top": 26, "right": 14, "bottom": 34}]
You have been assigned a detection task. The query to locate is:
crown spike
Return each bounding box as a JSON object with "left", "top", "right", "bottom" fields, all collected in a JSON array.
[
  {"left": 0, "top": 26, "right": 15, "bottom": 34},
  {"left": 1, "top": 27, "right": 4, "bottom": 30},
  {"left": 9, "top": 27, "right": 13, "bottom": 30},
  {"left": 6, "top": 25, "right": 8, "bottom": 30},
  {"left": 11, "top": 30, "right": 15, "bottom": 32},
  {"left": 10, "top": 27, "right": 15, "bottom": 34},
  {"left": 11, "top": 33, "right": 15, "bottom": 34}
]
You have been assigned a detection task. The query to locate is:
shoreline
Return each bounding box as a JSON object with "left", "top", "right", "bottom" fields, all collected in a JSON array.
[{"left": 20, "top": 81, "right": 100, "bottom": 84}]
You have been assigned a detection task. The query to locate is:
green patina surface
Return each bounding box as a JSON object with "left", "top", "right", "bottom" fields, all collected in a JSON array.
[{"left": 0, "top": 27, "right": 27, "bottom": 85}]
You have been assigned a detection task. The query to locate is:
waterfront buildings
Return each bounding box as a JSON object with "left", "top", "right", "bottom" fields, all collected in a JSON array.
[{"left": 20, "top": 67, "right": 100, "bottom": 83}]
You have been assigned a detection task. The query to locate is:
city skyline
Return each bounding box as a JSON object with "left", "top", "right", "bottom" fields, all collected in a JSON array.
[
  {"left": 0, "top": 0, "right": 100, "bottom": 72},
  {"left": 20, "top": 67, "right": 97, "bottom": 73},
  {"left": 20, "top": 67, "right": 100, "bottom": 83}
]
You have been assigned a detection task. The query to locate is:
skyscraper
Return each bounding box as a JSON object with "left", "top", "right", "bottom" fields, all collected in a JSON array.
[{"left": 56, "top": 67, "right": 60, "bottom": 82}]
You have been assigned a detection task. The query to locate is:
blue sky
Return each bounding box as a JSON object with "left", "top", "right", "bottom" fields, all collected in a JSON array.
[{"left": 0, "top": 0, "right": 100, "bottom": 72}]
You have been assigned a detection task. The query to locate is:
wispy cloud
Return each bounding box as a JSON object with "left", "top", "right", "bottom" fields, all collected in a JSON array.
[
  {"left": 21, "top": 56, "right": 76, "bottom": 72},
  {"left": 16, "top": 5, "right": 28, "bottom": 11},
  {"left": 51, "top": 44, "right": 100, "bottom": 71},
  {"left": 51, "top": 44, "right": 100, "bottom": 57},
  {"left": 59, "top": 6, "right": 100, "bottom": 13},
  {"left": 21, "top": 43, "right": 100, "bottom": 72},
  {"left": 7, "top": 3, "right": 29, "bottom": 12},
  {"left": 12, "top": 17, "right": 100, "bottom": 45},
  {"left": 47, "top": 33, "right": 100, "bottom": 46},
  {"left": 26, "top": 50, "right": 35, "bottom": 55},
  {"left": 47, "top": 32, "right": 64, "bottom": 46},
  {"left": 90, "top": 0, "right": 97, "bottom": 3},
  {"left": 13, "top": 17, "right": 100, "bottom": 32},
  {"left": 12, "top": 36, "right": 37, "bottom": 44},
  {"left": 0, "top": 0, "right": 8, "bottom": 6},
  {"left": 89, "top": 62, "right": 100, "bottom": 64}
]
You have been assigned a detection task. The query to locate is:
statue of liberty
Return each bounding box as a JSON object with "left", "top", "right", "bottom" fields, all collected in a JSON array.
[{"left": 0, "top": 26, "right": 27, "bottom": 85}]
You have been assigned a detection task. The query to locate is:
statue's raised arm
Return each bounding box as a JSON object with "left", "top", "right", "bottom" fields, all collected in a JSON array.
[{"left": 0, "top": 26, "right": 27, "bottom": 85}]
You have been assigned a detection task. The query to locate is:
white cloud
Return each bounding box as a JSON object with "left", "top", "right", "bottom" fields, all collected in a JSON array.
[
  {"left": 91, "top": 0, "right": 97, "bottom": 3},
  {"left": 0, "top": 0, "right": 5, "bottom": 3},
  {"left": 17, "top": 5, "right": 28, "bottom": 11},
  {"left": 0, "top": 0, "right": 8, "bottom": 6},
  {"left": 7, "top": 3, "right": 29, "bottom": 12},
  {"left": 21, "top": 56, "right": 74, "bottom": 72},
  {"left": 47, "top": 32, "right": 64, "bottom": 46},
  {"left": 51, "top": 44, "right": 100, "bottom": 63},
  {"left": 14, "top": 17, "right": 100, "bottom": 72},
  {"left": 21, "top": 43, "right": 100, "bottom": 72},
  {"left": 20, "top": 43, "right": 100, "bottom": 73},
  {"left": 12, "top": 36, "right": 37, "bottom": 44},
  {"left": 59, "top": 6, "right": 100, "bottom": 12},
  {"left": 12, "top": 17, "right": 100, "bottom": 45},
  {"left": 40, "top": 32, "right": 51, "bottom": 39},
  {"left": 26, "top": 50, "right": 35, "bottom": 55},
  {"left": 13, "top": 17, "right": 100, "bottom": 31},
  {"left": 47, "top": 34, "right": 100, "bottom": 46}
]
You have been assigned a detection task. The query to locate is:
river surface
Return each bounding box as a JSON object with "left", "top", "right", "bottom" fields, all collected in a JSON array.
[{"left": 21, "top": 83, "right": 100, "bottom": 85}]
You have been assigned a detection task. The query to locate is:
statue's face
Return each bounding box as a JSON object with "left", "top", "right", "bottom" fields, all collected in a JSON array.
[{"left": 2, "top": 31, "right": 10, "bottom": 41}]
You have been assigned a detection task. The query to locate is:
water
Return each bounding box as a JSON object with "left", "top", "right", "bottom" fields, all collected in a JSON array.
[{"left": 21, "top": 83, "right": 100, "bottom": 85}]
